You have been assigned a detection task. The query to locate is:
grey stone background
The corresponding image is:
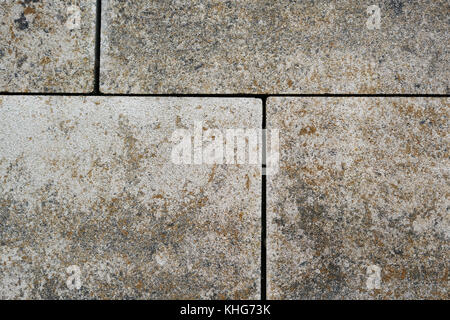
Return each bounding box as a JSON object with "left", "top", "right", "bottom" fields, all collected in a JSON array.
[{"left": 0, "top": 0, "right": 448, "bottom": 300}]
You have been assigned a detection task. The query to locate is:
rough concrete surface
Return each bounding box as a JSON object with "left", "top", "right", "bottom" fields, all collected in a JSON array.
[
  {"left": 267, "top": 97, "right": 449, "bottom": 299},
  {"left": 100, "top": 0, "right": 449, "bottom": 94},
  {"left": 0, "top": 1, "right": 96, "bottom": 92},
  {"left": 0, "top": 96, "right": 261, "bottom": 299}
]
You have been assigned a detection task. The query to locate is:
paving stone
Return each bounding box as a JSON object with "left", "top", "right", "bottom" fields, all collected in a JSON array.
[
  {"left": 0, "top": 1, "right": 96, "bottom": 92},
  {"left": 0, "top": 96, "right": 261, "bottom": 299},
  {"left": 100, "top": 0, "right": 449, "bottom": 94},
  {"left": 267, "top": 97, "right": 449, "bottom": 299}
]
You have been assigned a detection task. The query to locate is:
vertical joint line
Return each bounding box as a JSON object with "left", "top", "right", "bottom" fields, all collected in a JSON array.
[
  {"left": 261, "top": 96, "right": 267, "bottom": 300},
  {"left": 93, "top": 0, "right": 102, "bottom": 94}
]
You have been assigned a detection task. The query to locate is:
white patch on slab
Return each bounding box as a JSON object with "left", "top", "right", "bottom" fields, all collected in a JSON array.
[
  {"left": 66, "top": 5, "right": 81, "bottom": 30},
  {"left": 366, "top": 264, "right": 382, "bottom": 290},
  {"left": 155, "top": 252, "right": 167, "bottom": 266}
]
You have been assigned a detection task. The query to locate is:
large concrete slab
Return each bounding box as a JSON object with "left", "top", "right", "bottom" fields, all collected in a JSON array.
[
  {"left": 100, "top": 0, "right": 449, "bottom": 94},
  {"left": 267, "top": 97, "right": 449, "bottom": 299},
  {"left": 0, "top": 1, "right": 96, "bottom": 92},
  {"left": 0, "top": 96, "right": 261, "bottom": 299}
]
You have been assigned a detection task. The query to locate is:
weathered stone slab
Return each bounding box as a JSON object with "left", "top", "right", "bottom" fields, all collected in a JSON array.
[
  {"left": 0, "top": 96, "right": 261, "bottom": 299},
  {"left": 267, "top": 97, "right": 449, "bottom": 299},
  {"left": 0, "top": 1, "right": 96, "bottom": 92},
  {"left": 100, "top": 0, "right": 449, "bottom": 94}
]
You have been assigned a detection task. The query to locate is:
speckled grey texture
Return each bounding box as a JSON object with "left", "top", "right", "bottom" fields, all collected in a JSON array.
[
  {"left": 267, "top": 97, "right": 449, "bottom": 299},
  {"left": 0, "top": 1, "right": 96, "bottom": 92},
  {"left": 100, "top": 0, "right": 449, "bottom": 94},
  {"left": 0, "top": 96, "right": 261, "bottom": 299}
]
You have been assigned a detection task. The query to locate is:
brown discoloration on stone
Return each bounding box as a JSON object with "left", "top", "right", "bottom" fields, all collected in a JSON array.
[
  {"left": 299, "top": 126, "right": 316, "bottom": 136},
  {"left": 40, "top": 57, "right": 51, "bottom": 65},
  {"left": 268, "top": 97, "right": 449, "bottom": 300},
  {"left": 23, "top": 7, "right": 36, "bottom": 15}
]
